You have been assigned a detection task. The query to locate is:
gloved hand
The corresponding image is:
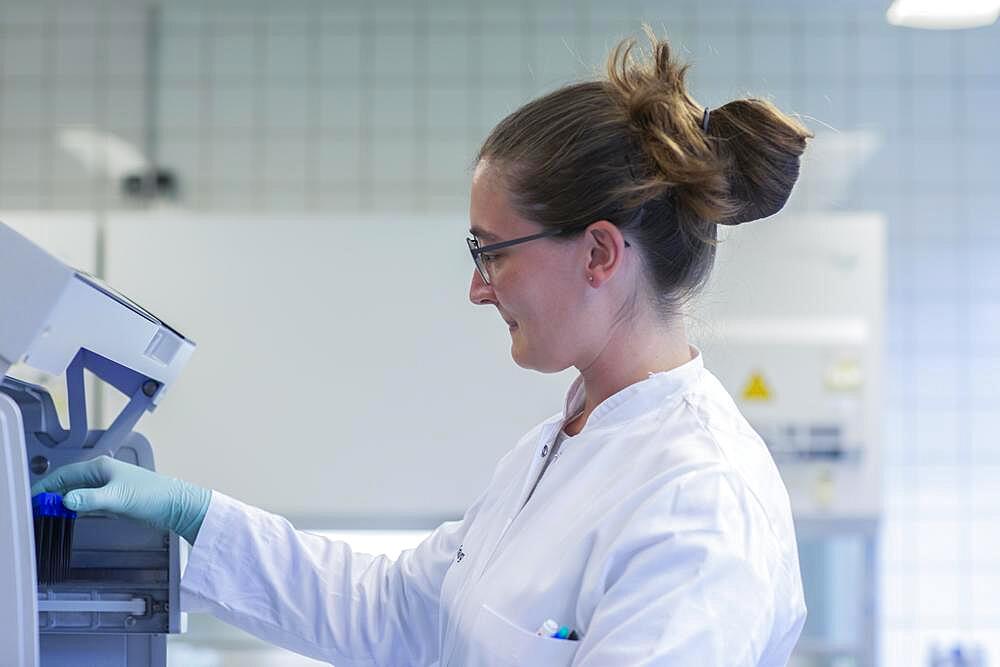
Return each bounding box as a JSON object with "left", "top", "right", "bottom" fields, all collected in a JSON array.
[{"left": 31, "top": 455, "right": 211, "bottom": 545}]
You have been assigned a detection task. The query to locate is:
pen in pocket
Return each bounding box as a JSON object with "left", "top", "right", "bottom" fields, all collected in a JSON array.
[{"left": 535, "top": 619, "right": 579, "bottom": 640}]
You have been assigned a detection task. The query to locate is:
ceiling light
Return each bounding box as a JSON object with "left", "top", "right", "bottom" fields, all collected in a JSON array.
[{"left": 887, "top": 0, "right": 1000, "bottom": 29}]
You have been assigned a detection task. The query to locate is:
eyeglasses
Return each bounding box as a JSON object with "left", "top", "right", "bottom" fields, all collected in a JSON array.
[
  {"left": 467, "top": 229, "right": 565, "bottom": 285},
  {"left": 467, "top": 227, "right": 631, "bottom": 285}
]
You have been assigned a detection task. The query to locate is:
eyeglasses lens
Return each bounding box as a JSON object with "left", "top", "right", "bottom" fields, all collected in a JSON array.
[{"left": 468, "top": 238, "right": 490, "bottom": 284}]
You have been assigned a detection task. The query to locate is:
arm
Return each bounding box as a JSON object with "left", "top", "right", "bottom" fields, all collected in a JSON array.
[
  {"left": 181, "top": 492, "right": 473, "bottom": 666},
  {"left": 33, "top": 455, "right": 481, "bottom": 666},
  {"left": 572, "top": 471, "right": 790, "bottom": 667}
]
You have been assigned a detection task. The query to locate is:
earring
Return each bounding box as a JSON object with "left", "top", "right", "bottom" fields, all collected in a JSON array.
[{"left": 587, "top": 275, "right": 594, "bottom": 282}]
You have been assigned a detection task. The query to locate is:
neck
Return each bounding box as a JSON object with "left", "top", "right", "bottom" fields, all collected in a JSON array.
[{"left": 570, "top": 317, "right": 692, "bottom": 432}]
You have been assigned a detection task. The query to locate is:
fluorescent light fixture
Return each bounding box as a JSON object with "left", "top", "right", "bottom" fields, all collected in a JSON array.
[
  {"left": 886, "top": 0, "right": 1000, "bottom": 29},
  {"left": 57, "top": 126, "right": 149, "bottom": 179}
]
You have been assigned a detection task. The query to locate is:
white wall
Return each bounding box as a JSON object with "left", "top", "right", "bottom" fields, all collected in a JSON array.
[{"left": 102, "top": 213, "right": 574, "bottom": 521}]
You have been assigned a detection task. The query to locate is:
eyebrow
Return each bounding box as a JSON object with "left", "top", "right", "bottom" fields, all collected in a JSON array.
[{"left": 469, "top": 227, "right": 500, "bottom": 242}]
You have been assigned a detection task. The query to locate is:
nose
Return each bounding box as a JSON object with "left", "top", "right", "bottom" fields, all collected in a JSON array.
[{"left": 469, "top": 268, "right": 496, "bottom": 305}]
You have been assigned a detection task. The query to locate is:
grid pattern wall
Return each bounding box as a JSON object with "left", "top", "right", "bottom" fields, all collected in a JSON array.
[
  {"left": 2, "top": 1, "right": 1000, "bottom": 665},
  {"left": 0, "top": 1, "right": 147, "bottom": 209}
]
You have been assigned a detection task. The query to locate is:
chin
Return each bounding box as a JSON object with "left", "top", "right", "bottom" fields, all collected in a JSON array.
[
  {"left": 511, "top": 344, "right": 572, "bottom": 374},
  {"left": 510, "top": 343, "right": 531, "bottom": 369}
]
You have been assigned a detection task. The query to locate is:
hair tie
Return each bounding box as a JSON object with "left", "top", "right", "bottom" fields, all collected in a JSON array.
[{"left": 701, "top": 107, "right": 711, "bottom": 132}]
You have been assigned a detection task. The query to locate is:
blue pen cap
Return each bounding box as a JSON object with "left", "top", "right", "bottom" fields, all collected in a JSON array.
[{"left": 32, "top": 492, "right": 78, "bottom": 520}]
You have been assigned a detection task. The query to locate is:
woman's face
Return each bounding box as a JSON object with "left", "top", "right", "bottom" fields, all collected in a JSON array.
[{"left": 468, "top": 162, "right": 593, "bottom": 372}]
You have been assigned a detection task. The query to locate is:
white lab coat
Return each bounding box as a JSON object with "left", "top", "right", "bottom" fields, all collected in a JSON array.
[{"left": 181, "top": 348, "right": 806, "bottom": 666}]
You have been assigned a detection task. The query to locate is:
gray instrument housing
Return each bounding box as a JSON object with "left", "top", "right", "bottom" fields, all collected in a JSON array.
[{"left": 2, "top": 377, "right": 184, "bottom": 666}]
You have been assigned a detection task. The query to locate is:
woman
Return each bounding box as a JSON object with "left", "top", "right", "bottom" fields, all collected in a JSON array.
[{"left": 35, "top": 30, "right": 811, "bottom": 666}]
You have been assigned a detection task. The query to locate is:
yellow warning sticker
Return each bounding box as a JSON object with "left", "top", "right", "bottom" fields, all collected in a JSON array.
[{"left": 742, "top": 372, "right": 773, "bottom": 401}]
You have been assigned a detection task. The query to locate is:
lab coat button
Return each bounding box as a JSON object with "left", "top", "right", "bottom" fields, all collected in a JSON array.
[{"left": 541, "top": 444, "right": 549, "bottom": 457}]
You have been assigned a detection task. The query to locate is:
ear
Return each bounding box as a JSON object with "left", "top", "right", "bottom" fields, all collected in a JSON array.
[{"left": 583, "top": 220, "right": 628, "bottom": 287}]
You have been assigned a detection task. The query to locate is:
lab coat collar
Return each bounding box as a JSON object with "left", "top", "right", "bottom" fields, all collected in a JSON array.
[{"left": 559, "top": 345, "right": 704, "bottom": 432}]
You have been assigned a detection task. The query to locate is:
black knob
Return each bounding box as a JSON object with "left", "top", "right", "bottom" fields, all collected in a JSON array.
[{"left": 30, "top": 455, "right": 50, "bottom": 475}]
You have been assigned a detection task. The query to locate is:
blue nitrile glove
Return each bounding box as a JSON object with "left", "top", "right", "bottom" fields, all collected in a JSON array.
[{"left": 31, "top": 455, "right": 211, "bottom": 545}]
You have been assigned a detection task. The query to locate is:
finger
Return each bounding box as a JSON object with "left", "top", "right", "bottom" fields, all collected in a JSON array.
[
  {"left": 31, "top": 456, "right": 114, "bottom": 496},
  {"left": 63, "top": 487, "right": 114, "bottom": 514}
]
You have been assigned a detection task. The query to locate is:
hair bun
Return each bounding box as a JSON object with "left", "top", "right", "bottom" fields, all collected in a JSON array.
[
  {"left": 709, "top": 98, "right": 811, "bottom": 225},
  {"left": 607, "top": 26, "right": 812, "bottom": 227},
  {"left": 607, "top": 28, "right": 735, "bottom": 227}
]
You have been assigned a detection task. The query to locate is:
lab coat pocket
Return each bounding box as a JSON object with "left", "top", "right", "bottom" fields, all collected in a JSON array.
[{"left": 471, "top": 603, "right": 579, "bottom": 666}]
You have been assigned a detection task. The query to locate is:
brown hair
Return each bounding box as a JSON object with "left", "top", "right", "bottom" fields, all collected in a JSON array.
[{"left": 477, "top": 26, "right": 812, "bottom": 317}]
